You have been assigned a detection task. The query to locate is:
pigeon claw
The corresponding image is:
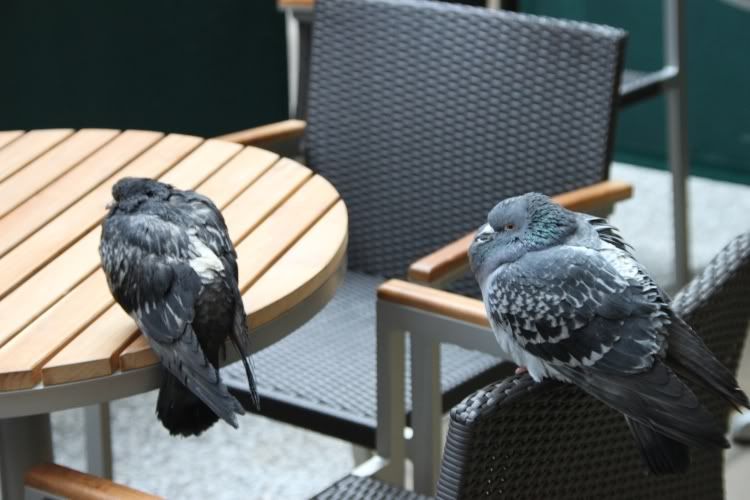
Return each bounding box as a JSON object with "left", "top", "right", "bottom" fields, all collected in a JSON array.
[{"left": 515, "top": 366, "right": 528, "bottom": 375}]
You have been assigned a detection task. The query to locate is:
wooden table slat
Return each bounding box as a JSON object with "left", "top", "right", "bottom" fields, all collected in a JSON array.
[
  {"left": 0, "top": 129, "right": 74, "bottom": 183},
  {"left": 119, "top": 336, "right": 154, "bottom": 370},
  {"left": 157, "top": 139, "right": 243, "bottom": 188},
  {"left": 0, "top": 134, "right": 203, "bottom": 299},
  {"left": 119, "top": 172, "right": 341, "bottom": 371},
  {"left": 0, "top": 230, "right": 102, "bottom": 348},
  {"left": 0, "top": 129, "right": 119, "bottom": 218},
  {"left": 40, "top": 149, "right": 283, "bottom": 386},
  {"left": 0, "top": 130, "right": 163, "bottom": 258},
  {"left": 0, "top": 131, "right": 24, "bottom": 150},
  {"left": 246, "top": 199, "right": 347, "bottom": 328},
  {"left": 0, "top": 137, "right": 243, "bottom": 348},
  {"left": 46, "top": 304, "right": 135, "bottom": 387},
  {"left": 195, "top": 146, "right": 279, "bottom": 206},
  {"left": 222, "top": 157, "right": 312, "bottom": 242},
  {"left": 0, "top": 271, "right": 112, "bottom": 390},
  {"left": 234, "top": 174, "right": 340, "bottom": 287},
  {"left": 48, "top": 157, "right": 312, "bottom": 380}
]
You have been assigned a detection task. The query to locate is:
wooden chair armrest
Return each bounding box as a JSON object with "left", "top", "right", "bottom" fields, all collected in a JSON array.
[
  {"left": 25, "top": 463, "right": 163, "bottom": 500},
  {"left": 378, "top": 279, "right": 490, "bottom": 328},
  {"left": 278, "top": 0, "right": 315, "bottom": 8},
  {"left": 214, "top": 119, "right": 306, "bottom": 146},
  {"left": 408, "top": 180, "right": 633, "bottom": 285}
]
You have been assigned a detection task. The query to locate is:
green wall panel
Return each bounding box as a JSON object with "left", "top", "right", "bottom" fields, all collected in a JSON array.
[
  {"left": 3, "top": 1, "right": 749, "bottom": 184},
  {"left": 0, "top": 1, "right": 288, "bottom": 138},
  {"left": 523, "top": 0, "right": 750, "bottom": 184}
]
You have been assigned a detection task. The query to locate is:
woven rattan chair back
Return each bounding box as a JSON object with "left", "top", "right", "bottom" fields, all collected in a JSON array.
[
  {"left": 436, "top": 232, "right": 750, "bottom": 499},
  {"left": 304, "top": 0, "right": 627, "bottom": 278}
]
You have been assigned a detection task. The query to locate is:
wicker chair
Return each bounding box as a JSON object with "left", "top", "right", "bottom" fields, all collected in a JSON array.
[
  {"left": 221, "top": 0, "right": 628, "bottom": 463},
  {"left": 314, "top": 231, "right": 750, "bottom": 499},
  {"left": 24, "top": 463, "right": 161, "bottom": 500}
]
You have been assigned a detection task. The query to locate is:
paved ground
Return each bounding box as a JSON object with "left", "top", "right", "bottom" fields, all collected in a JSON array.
[{"left": 43, "top": 163, "right": 750, "bottom": 499}]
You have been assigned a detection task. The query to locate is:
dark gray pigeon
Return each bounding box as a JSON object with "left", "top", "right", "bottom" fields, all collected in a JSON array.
[
  {"left": 468, "top": 192, "right": 748, "bottom": 474},
  {"left": 99, "top": 177, "right": 258, "bottom": 436}
]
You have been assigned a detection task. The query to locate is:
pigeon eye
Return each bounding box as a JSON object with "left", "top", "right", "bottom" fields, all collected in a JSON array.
[{"left": 504, "top": 223, "right": 515, "bottom": 231}]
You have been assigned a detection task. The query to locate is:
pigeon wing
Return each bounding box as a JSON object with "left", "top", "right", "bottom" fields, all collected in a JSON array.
[
  {"left": 101, "top": 213, "right": 244, "bottom": 426},
  {"left": 488, "top": 245, "right": 727, "bottom": 451},
  {"left": 487, "top": 246, "right": 667, "bottom": 374},
  {"left": 584, "top": 215, "right": 633, "bottom": 254},
  {"left": 171, "top": 190, "right": 238, "bottom": 278},
  {"left": 171, "top": 191, "right": 257, "bottom": 405}
]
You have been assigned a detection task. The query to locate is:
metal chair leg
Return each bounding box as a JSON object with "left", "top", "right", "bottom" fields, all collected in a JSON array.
[
  {"left": 84, "top": 403, "right": 113, "bottom": 479},
  {"left": 410, "top": 333, "right": 442, "bottom": 496},
  {"left": 283, "top": 10, "right": 301, "bottom": 118},
  {"left": 731, "top": 411, "right": 750, "bottom": 444},
  {"left": 374, "top": 300, "right": 407, "bottom": 486},
  {"left": 664, "top": 0, "right": 690, "bottom": 287},
  {"left": 351, "top": 444, "right": 374, "bottom": 465},
  {"left": 295, "top": 19, "right": 313, "bottom": 120}
]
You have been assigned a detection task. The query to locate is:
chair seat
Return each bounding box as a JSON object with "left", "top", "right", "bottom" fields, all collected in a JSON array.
[
  {"left": 311, "top": 474, "right": 429, "bottom": 500},
  {"left": 222, "top": 271, "right": 508, "bottom": 447}
]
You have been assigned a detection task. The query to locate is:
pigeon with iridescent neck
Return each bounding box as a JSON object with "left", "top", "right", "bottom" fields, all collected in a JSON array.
[{"left": 468, "top": 192, "right": 748, "bottom": 474}]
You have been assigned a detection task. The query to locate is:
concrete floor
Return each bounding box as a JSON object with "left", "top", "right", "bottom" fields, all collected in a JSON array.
[{"left": 43, "top": 163, "right": 750, "bottom": 498}]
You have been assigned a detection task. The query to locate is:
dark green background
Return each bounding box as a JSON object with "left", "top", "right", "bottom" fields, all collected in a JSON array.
[
  {"left": 523, "top": 0, "right": 750, "bottom": 184},
  {"left": 2, "top": 1, "right": 749, "bottom": 183},
  {"left": 0, "top": 1, "right": 288, "bottom": 137}
]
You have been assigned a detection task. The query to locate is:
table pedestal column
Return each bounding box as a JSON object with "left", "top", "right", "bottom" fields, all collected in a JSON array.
[{"left": 0, "top": 414, "right": 53, "bottom": 500}]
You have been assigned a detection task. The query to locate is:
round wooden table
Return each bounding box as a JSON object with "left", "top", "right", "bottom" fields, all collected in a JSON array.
[{"left": 0, "top": 129, "right": 348, "bottom": 499}]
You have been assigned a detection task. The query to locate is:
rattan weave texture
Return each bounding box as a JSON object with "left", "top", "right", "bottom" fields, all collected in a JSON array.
[
  {"left": 224, "top": 272, "right": 502, "bottom": 423},
  {"left": 306, "top": 0, "right": 626, "bottom": 278},
  {"left": 312, "top": 475, "right": 429, "bottom": 500}
]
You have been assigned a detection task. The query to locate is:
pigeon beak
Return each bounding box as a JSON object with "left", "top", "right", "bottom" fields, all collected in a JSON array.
[
  {"left": 478, "top": 223, "right": 494, "bottom": 236},
  {"left": 106, "top": 201, "right": 114, "bottom": 210}
]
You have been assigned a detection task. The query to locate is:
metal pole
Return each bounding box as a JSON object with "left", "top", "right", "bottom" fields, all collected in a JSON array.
[
  {"left": 410, "top": 334, "right": 442, "bottom": 496},
  {"left": 84, "top": 403, "right": 113, "bottom": 479},
  {"left": 284, "top": 9, "right": 300, "bottom": 118},
  {"left": 295, "top": 16, "right": 313, "bottom": 120},
  {"left": 664, "top": 0, "right": 691, "bottom": 286},
  {"left": 374, "top": 301, "right": 406, "bottom": 486},
  {"left": 0, "top": 414, "right": 53, "bottom": 500}
]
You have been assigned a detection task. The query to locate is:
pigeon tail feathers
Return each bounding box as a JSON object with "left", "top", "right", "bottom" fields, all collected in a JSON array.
[
  {"left": 559, "top": 360, "right": 729, "bottom": 454},
  {"left": 625, "top": 417, "right": 690, "bottom": 474},
  {"left": 156, "top": 368, "right": 220, "bottom": 437},
  {"left": 228, "top": 301, "right": 259, "bottom": 411},
  {"left": 666, "top": 313, "right": 750, "bottom": 410},
  {"left": 148, "top": 324, "right": 244, "bottom": 430}
]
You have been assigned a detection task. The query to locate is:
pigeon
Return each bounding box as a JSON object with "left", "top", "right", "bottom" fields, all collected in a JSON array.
[
  {"left": 468, "top": 192, "right": 749, "bottom": 474},
  {"left": 99, "top": 177, "right": 258, "bottom": 436}
]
